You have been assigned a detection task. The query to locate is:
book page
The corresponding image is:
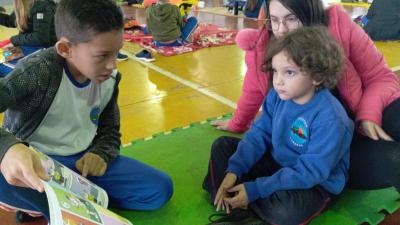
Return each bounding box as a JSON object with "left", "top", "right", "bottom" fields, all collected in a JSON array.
[
  {"left": 35, "top": 149, "right": 109, "bottom": 208},
  {"left": 43, "top": 182, "right": 133, "bottom": 225}
]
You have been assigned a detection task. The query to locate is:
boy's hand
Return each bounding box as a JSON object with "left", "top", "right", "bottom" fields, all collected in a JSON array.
[
  {"left": 0, "top": 144, "right": 48, "bottom": 192},
  {"left": 224, "top": 184, "right": 249, "bottom": 211},
  {"left": 214, "top": 172, "right": 237, "bottom": 213},
  {"left": 75, "top": 152, "right": 107, "bottom": 177}
]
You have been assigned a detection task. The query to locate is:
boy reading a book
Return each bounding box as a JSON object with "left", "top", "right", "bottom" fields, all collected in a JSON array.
[{"left": 0, "top": 0, "right": 173, "bottom": 223}]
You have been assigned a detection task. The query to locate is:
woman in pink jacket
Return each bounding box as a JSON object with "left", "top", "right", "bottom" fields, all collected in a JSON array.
[{"left": 212, "top": 0, "right": 400, "bottom": 192}]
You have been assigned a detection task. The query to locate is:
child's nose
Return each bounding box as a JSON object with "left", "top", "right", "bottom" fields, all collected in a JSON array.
[{"left": 107, "top": 58, "right": 117, "bottom": 70}]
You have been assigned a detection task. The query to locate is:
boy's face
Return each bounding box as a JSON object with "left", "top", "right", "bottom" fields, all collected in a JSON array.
[
  {"left": 64, "top": 30, "right": 123, "bottom": 83},
  {"left": 272, "top": 50, "right": 319, "bottom": 104}
]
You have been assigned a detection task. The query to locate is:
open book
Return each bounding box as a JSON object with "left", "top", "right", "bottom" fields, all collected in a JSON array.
[
  {"left": 33, "top": 149, "right": 133, "bottom": 225},
  {"left": 0, "top": 46, "right": 24, "bottom": 64}
]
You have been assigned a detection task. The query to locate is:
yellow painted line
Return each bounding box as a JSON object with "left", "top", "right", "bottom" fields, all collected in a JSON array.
[{"left": 120, "top": 50, "right": 238, "bottom": 109}]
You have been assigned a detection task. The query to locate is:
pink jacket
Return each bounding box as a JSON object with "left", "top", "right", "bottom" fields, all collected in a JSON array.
[{"left": 228, "top": 5, "right": 400, "bottom": 133}]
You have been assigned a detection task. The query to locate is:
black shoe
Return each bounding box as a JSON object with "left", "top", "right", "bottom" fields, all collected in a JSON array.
[
  {"left": 15, "top": 211, "right": 39, "bottom": 224},
  {"left": 207, "top": 208, "right": 267, "bottom": 225}
]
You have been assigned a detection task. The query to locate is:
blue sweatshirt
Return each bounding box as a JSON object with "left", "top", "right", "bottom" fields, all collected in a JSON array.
[{"left": 227, "top": 89, "right": 354, "bottom": 203}]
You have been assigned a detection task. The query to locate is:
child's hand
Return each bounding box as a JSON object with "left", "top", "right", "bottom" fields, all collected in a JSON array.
[
  {"left": 75, "top": 152, "right": 107, "bottom": 177},
  {"left": 224, "top": 184, "right": 249, "bottom": 211},
  {"left": 214, "top": 172, "right": 237, "bottom": 212},
  {"left": 0, "top": 144, "right": 48, "bottom": 192},
  {"left": 210, "top": 119, "right": 230, "bottom": 131}
]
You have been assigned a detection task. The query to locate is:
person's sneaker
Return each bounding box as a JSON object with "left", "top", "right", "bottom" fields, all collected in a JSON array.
[
  {"left": 117, "top": 52, "right": 129, "bottom": 62},
  {"left": 135, "top": 50, "right": 155, "bottom": 62},
  {"left": 15, "top": 211, "right": 39, "bottom": 224},
  {"left": 207, "top": 208, "right": 267, "bottom": 225}
]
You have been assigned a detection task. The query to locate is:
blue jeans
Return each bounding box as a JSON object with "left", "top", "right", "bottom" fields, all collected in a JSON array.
[
  {"left": 0, "top": 151, "right": 173, "bottom": 221},
  {"left": 154, "top": 17, "right": 198, "bottom": 47}
]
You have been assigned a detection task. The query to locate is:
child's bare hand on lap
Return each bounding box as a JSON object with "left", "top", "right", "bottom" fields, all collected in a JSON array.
[
  {"left": 75, "top": 152, "right": 107, "bottom": 177},
  {"left": 214, "top": 172, "right": 237, "bottom": 213}
]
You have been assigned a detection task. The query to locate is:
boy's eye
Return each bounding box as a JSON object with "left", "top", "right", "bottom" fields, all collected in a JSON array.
[
  {"left": 286, "top": 70, "right": 296, "bottom": 77},
  {"left": 96, "top": 54, "right": 108, "bottom": 60}
]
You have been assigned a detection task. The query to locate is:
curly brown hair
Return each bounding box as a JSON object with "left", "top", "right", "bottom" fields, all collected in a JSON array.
[{"left": 264, "top": 26, "right": 344, "bottom": 89}]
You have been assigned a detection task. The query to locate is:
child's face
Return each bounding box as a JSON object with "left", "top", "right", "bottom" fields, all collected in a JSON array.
[
  {"left": 66, "top": 30, "right": 123, "bottom": 83},
  {"left": 272, "top": 51, "right": 319, "bottom": 104}
]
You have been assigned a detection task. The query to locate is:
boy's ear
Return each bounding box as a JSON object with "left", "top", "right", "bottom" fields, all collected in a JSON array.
[{"left": 55, "top": 37, "right": 72, "bottom": 59}]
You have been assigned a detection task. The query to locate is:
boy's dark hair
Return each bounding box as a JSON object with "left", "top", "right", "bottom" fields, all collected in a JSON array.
[
  {"left": 55, "top": 0, "right": 123, "bottom": 43},
  {"left": 266, "top": 0, "right": 328, "bottom": 27},
  {"left": 264, "top": 26, "right": 344, "bottom": 89}
]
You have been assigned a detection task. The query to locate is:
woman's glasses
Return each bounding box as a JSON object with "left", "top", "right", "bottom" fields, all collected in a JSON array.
[{"left": 266, "top": 15, "right": 300, "bottom": 31}]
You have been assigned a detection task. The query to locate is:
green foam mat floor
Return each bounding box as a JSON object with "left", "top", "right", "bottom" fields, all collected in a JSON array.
[{"left": 115, "top": 114, "right": 400, "bottom": 225}]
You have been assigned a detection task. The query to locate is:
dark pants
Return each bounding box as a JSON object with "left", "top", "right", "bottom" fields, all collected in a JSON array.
[
  {"left": 203, "top": 136, "right": 334, "bottom": 225},
  {"left": 348, "top": 98, "right": 400, "bottom": 191}
]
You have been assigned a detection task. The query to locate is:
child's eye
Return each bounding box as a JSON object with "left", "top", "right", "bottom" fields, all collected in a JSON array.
[
  {"left": 286, "top": 70, "right": 296, "bottom": 77},
  {"left": 96, "top": 55, "right": 107, "bottom": 60}
]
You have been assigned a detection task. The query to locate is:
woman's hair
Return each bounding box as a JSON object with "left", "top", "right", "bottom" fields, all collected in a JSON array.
[
  {"left": 13, "top": 0, "right": 35, "bottom": 31},
  {"left": 266, "top": 0, "right": 328, "bottom": 27},
  {"left": 264, "top": 26, "right": 344, "bottom": 89}
]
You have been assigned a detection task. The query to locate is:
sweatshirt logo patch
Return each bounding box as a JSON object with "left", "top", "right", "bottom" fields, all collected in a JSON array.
[
  {"left": 290, "top": 117, "right": 308, "bottom": 147},
  {"left": 90, "top": 106, "right": 100, "bottom": 126}
]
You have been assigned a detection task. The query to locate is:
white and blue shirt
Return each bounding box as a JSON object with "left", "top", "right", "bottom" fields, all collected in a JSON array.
[{"left": 26, "top": 66, "right": 116, "bottom": 156}]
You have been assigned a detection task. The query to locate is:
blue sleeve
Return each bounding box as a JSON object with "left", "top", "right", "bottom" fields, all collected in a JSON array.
[
  {"left": 244, "top": 120, "right": 353, "bottom": 203},
  {"left": 226, "top": 90, "right": 277, "bottom": 178}
]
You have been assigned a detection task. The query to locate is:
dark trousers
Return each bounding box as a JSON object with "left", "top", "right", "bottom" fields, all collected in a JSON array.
[
  {"left": 203, "top": 136, "right": 334, "bottom": 225},
  {"left": 348, "top": 98, "right": 400, "bottom": 190}
]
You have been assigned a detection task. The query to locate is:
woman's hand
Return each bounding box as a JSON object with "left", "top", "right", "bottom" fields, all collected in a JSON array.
[
  {"left": 359, "top": 120, "right": 394, "bottom": 141},
  {"left": 214, "top": 172, "right": 237, "bottom": 213},
  {"left": 210, "top": 119, "right": 231, "bottom": 131}
]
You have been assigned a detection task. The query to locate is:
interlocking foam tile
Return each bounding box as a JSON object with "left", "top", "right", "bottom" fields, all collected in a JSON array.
[{"left": 115, "top": 114, "right": 400, "bottom": 225}]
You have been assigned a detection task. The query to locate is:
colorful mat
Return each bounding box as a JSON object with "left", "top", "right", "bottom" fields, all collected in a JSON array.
[
  {"left": 123, "top": 23, "right": 237, "bottom": 56},
  {"left": 115, "top": 114, "right": 400, "bottom": 225}
]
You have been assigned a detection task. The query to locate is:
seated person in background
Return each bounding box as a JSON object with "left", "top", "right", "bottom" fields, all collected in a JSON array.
[
  {"left": 0, "top": 0, "right": 57, "bottom": 47},
  {"left": 243, "top": 0, "right": 263, "bottom": 19},
  {"left": 145, "top": 0, "right": 198, "bottom": 47},
  {"left": 363, "top": 0, "right": 400, "bottom": 40}
]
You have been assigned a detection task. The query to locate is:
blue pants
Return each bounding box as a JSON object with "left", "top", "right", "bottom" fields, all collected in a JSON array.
[
  {"left": 154, "top": 17, "right": 198, "bottom": 47},
  {"left": 0, "top": 151, "right": 173, "bottom": 221}
]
